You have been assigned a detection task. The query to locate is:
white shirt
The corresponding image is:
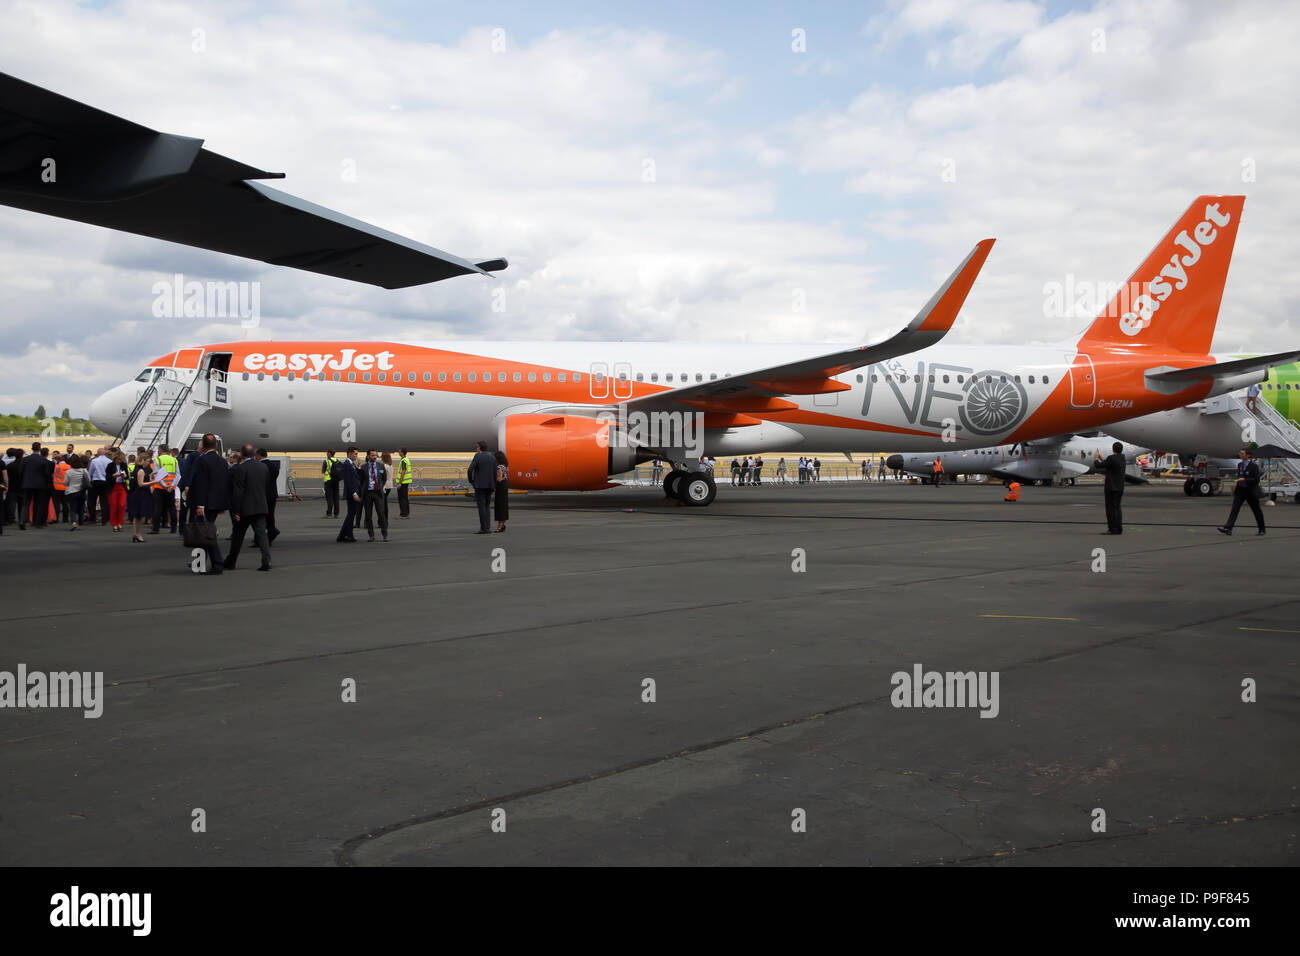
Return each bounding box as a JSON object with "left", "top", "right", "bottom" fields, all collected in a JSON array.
[{"left": 89, "top": 454, "right": 110, "bottom": 481}]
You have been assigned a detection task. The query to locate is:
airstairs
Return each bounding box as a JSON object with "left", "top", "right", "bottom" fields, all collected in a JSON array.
[
  {"left": 114, "top": 367, "right": 229, "bottom": 452},
  {"left": 1199, "top": 390, "right": 1300, "bottom": 496}
]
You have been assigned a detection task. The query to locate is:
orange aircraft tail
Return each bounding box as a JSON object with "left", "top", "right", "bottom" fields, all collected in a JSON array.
[{"left": 1077, "top": 195, "right": 1244, "bottom": 355}]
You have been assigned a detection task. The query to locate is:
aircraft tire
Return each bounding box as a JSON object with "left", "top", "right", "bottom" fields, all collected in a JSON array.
[
  {"left": 1196, "top": 479, "right": 1213, "bottom": 497},
  {"left": 663, "top": 471, "right": 684, "bottom": 499},
  {"left": 1183, "top": 479, "right": 1194, "bottom": 496},
  {"left": 680, "top": 474, "right": 717, "bottom": 506}
]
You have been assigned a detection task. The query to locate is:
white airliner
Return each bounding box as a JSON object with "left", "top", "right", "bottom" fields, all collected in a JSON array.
[
  {"left": 886, "top": 436, "right": 1150, "bottom": 486},
  {"left": 90, "top": 195, "right": 1300, "bottom": 506}
]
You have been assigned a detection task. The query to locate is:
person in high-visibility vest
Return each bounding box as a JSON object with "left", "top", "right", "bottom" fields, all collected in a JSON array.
[
  {"left": 52, "top": 454, "right": 71, "bottom": 523},
  {"left": 396, "top": 446, "right": 413, "bottom": 518},
  {"left": 1004, "top": 480, "right": 1021, "bottom": 502},
  {"left": 932, "top": 458, "right": 944, "bottom": 486},
  {"left": 151, "top": 445, "right": 179, "bottom": 534},
  {"left": 322, "top": 450, "right": 341, "bottom": 518}
]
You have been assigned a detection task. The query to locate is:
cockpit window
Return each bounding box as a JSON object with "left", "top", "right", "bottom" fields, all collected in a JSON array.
[{"left": 133, "top": 368, "right": 160, "bottom": 383}]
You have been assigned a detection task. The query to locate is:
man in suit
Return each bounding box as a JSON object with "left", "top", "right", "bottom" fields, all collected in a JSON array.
[
  {"left": 359, "top": 448, "right": 389, "bottom": 542},
  {"left": 188, "top": 433, "right": 231, "bottom": 574},
  {"left": 18, "top": 443, "right": 53, "bottom": 529},
  {"left": 467, "top": 440, "right": 497, "bottom": 534},
  {"left": 225, "top": 443, "right": 272, "bottom": 571},
  {"left": 177, "top": 446, "right": 201, "bottom": 537},
  {"left": 1095, "top": 442, "right": 1127, "bottom": 534},
  {"left": 254, "top": 449, "right": 280, "bottom": 543},
  {"left": 1219, "top": 447, "right": 1266, "bottom": 536},
  {"left": 337, "top": 446, "right": 362, "bottom": 542}
]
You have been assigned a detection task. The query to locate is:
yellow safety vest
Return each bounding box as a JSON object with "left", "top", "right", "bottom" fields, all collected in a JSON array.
[
  {"left": 398, "top": 456, "right": 413, "bottom": 485},
  {"left": 157, "top": 454, "right": 178, "bottom": 489},
  {"left": 324, "top": 456, "right": 338, "bottom": 478}
]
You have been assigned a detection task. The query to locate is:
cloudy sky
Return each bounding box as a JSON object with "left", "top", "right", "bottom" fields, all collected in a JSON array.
[{"left": 1, "top": 0, "right": 1297, "bottom": 417}]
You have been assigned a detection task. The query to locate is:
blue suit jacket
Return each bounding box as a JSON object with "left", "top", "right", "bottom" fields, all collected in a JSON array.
[{"left": 339, "top": 458, "right": 361, "bottom": 498}]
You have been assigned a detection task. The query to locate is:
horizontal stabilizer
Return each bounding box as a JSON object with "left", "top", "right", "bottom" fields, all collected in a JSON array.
[{"left": 1145, "top": 349, "right": 1300, "bottom": 394}]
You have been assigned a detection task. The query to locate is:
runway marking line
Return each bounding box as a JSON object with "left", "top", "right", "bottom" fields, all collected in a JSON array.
[
  {"left": 1237, "top": 626, "right": 1300, "bottom": 634},
  {"left": 980, "top": 614, "right": 1079, "bottom": 622}
]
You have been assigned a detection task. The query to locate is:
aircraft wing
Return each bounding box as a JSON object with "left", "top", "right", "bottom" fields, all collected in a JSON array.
[
  {"left": 0, "top": 72, "right": 506, "bottom": 289},
  {"left": 619, "top": 238, "right": 995, "bottom": 416}
]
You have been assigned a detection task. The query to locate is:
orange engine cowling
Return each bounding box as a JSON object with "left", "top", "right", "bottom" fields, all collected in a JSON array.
[{"left": 498, "top": 414, "right": 645, "bottom": 490}]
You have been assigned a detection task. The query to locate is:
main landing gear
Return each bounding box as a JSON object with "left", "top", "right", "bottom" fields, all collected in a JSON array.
[{"left": 663, "top": 470, "right": 717, "bottom": 507}]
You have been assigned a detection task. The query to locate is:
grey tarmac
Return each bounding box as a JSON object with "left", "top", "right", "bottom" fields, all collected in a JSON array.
[{"left": 0, "top": 480, "right": 1295, "bottom": 866}]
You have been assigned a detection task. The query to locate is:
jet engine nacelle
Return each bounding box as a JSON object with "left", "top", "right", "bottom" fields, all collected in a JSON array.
[{"left": 497, "top": 413, "right": 647, "bottom": 490}]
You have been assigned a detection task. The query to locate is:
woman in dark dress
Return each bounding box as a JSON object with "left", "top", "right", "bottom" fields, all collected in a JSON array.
[
  {"left": 128, "top": 454, "right": 158, "bottom": 543},
  {"left": 493, "top": 450, "right": 509, "bottom": 532}
]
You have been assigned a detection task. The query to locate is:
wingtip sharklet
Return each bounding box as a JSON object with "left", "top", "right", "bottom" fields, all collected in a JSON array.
[{"left": 911, "top": 237, "right": 995, "bottom": 334}]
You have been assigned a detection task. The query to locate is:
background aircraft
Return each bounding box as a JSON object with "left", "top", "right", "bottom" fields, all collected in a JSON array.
[{"left": 887, "top": 436, "right": 1150, "bottom": 486}]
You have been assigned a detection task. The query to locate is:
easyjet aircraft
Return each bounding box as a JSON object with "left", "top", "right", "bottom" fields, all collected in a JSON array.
[{"left": 91, "top": 196, "right": 1299, "bottom": 506}]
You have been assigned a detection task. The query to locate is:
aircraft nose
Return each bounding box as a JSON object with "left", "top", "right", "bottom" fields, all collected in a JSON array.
[
  {"left": 886, "top": 454, "right": 903, "bottom": 470},
  {"left": 90, "top": 383, "right": 134, "bottom": 436}
]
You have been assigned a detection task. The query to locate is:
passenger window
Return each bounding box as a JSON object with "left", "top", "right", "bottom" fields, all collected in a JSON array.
[{"left": 454, "top": 372, "right": 462, "bottom": 382}]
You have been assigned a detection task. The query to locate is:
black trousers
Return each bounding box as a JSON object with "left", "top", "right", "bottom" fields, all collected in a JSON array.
[
  {"left": 152, "top": 489, "right": 176, "bottom": 531},
  {"left": 1104, "top": 487, "right": 1123, "bottom": 532},
  {"left": 398, "top": 484, "right": 410, "bottom": 517},
  {"left": 90, "top": 480, "right": 110, "bottom": 524},
  {"left": 21, "top": 489, "right": 50, "bottom": 525},
  {"left": 1224, "top": 487, "right": 1265, "bottom": 531},
  {"left": 474, "top": 488, "right": 493, "bottom": 531},
  {"left": 53, "top": 490, "right": 66, "bottom": 521},
  {"left": 226, "top": 513, "right": 271, "bottom": 567},
  {"left": 198, "top": 514, "right": 225, "bottom": 571},
  {"left": 339, "top": 496, "right": 359, "bottom": 540},
  {"left": 324, "top": 479, "right": 340, "bottom": 516},
  {"left": 266, "top": 500, "right": 278, "bottom": 541},
  {"left": 363, "top": 490, "right": 388, "bottom": 537}
]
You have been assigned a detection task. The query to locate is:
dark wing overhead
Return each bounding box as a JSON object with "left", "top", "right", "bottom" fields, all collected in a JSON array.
[{"left": 0, "top": 72, "right": 506, "bottom": 289}]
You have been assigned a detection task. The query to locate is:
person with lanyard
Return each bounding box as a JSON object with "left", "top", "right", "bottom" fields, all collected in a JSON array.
[
  {"left": 361, "top": 449, "right": 389, "bottom": 542},
  {"left": 1218, "top": 447, "right": 1266, "bottom": 536},
  {"left": 107, "top": 450, "right": 128, "bottom": 532},
  {"left": 128, "top": 452, "right": 159, "bottom": 543},
  {"left": 395, "top": 447, "right": 413, "bottom": 518}
]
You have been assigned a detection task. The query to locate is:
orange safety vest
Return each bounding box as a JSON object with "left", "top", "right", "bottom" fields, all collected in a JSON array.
[
  {"left": 1004, "top": 481, "right": 1021, "bottom": 501},
  {"left": 53, "top": 460, "right": 70, "bottom": 491}
]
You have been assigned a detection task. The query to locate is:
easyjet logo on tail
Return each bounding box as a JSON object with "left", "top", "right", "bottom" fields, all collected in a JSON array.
[
  {"left": 243, "top": 349, "right": 396, "bottom": 374},
  {"left": 1119, "top": 202, "right": 1232, "bottom": 337}
]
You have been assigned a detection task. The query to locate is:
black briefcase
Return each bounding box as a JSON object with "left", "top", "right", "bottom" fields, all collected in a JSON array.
[{"left": 183, "top": 520, "right": 215, "bottom": 548}]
